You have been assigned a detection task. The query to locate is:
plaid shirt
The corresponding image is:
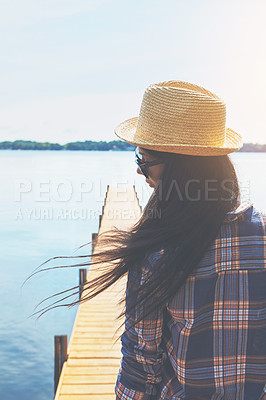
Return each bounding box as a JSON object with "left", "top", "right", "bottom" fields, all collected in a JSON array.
[{"left": 115, "top": 202, "right": 266, "bottom": 399}]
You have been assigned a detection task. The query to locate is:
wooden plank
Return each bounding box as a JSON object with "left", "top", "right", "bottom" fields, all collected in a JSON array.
[
  {"left": 77, "top": 310, "right": 121, "bottom": 315},
  {"left": 69, "top": 350, "right": 121, "bottom": 358},
  {"left": 59, "top": 396, "right": 115, "bottom": 400},
  {"left": 63, "top": 376, "right": 117, "bottom": 384},
  {"left": 60, "top": 384, "right": 116, "bottom": 394},
  {"left": 75, "top": 321, "right": 119, "bottom": 327},
  {"left": 66, "top": 358, "right": 120, "bottom": 368},
  {"left": 70, "top": 333, "right": 120, "bottom": 339},
  {"left": 63, "top": 366, "right": 120, "bottom": 375},
  {"left": 69, "top": 344, "right": 121, "bottom": 351},
  {"left": 70, "top": 338, "right": 118, "bottom": 344},
  {"left": 73, "top": 326, "right": 120, "bottom": 332}
]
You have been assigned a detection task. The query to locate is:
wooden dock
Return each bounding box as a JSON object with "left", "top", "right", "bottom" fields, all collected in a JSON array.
[{"left": 54, "top": 186, "right": 142, "bottom": 400}]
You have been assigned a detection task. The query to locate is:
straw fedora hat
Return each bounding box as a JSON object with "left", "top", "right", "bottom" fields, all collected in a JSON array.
[{"left": 114, "top": 80, "right": 243, "bottom": 156}]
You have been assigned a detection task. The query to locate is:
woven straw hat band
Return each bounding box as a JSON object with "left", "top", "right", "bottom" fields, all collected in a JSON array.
[{"left": 134, "top": 83, "right": 227, "bottom": 147}]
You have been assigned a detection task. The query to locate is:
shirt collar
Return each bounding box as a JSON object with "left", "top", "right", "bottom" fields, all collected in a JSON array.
[{"left": 224, "top": 201, "right": 253, "bottom": 223}]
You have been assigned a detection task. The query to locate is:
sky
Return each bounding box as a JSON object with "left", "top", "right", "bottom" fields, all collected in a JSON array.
[{"left": 0, "top": 0, "right": 266, "bottom": 144}]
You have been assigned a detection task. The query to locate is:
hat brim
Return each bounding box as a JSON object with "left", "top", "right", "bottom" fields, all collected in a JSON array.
[{"left": 115, "top": 117, "right": 243, "bottom": 156}]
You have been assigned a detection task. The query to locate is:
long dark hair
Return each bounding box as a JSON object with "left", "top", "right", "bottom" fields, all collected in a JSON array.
[{"left": 31, "top": 148, "right": 240, "bottom": 324}]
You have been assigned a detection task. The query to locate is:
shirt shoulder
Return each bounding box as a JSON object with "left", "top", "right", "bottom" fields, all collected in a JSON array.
[
  {"left": 223, "top": 201, "right": 266, "bottom": 237},
  {"left": 224, "top": 201, "right": 266, "bottom": 225},
  {"left": 194, "top": 202, "right": 266, "bottom": 276}
]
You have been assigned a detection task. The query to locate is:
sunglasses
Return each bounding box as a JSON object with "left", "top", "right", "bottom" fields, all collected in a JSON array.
[{"left": 135, "top": 148, "right": 164, "bottom": 179}]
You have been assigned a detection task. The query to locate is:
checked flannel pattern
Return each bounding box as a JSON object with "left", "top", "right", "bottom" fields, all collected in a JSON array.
[{"left": 115, "top": 202, "right": 266, "bottom": 399}]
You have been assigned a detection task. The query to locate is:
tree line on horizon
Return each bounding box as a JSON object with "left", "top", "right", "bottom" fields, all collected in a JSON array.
[
  {"left": 0, "top": 140, "right": 134, "bottom": 151},
  {"left": 0, "top": 140, "right": 265, "bottom": 152}
]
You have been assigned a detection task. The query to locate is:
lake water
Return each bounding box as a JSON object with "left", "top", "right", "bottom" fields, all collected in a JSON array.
[{"left": 0, "top": 150, "right": 265, "bottom": 400}]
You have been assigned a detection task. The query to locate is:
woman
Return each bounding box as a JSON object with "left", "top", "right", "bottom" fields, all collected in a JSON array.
[
  {"left": 112, "top": 81, "right": 266, "bottom": 399},
  {"left": 36, "top": 81, "right": 265, "bottom": 399}
]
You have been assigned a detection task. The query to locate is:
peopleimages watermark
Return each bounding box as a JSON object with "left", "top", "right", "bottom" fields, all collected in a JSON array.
[
  {"left": 14, "top": 178, "right": 251, "bottom": 221},
  {"left": 15, "top": 207, "right": 102, "bottom": 221},
  {"left": 156, "top": 178, "right": 251, "bottom": 202},
  {"left": 15, "top": 207, "right": 160, "bottom": 221},
  {"left": 14, "top": 178, "right": 152, "bottom": 203},
  {"left": 15, "top": 179, "right": 105, "bottom": 202},
  {"left": 14, "top": 178, "right": 251, "bottom": 203}
]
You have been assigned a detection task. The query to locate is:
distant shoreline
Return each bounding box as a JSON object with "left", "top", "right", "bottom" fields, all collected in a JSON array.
[
  {"left": 0, "top": 140, "right": 265, "bottom": 152},
  {"left": 0, "top": 140, "right": 134, "bottom": 151}
]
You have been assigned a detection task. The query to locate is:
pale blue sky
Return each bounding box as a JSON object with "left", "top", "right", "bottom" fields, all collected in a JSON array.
[{"left": 1, "top": 0, "right": 266, "bottom": 144}]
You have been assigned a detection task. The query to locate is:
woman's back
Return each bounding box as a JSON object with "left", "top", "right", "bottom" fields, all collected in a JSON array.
[{"left": 116, "top": 202, "right": 266, "bottom": 399}]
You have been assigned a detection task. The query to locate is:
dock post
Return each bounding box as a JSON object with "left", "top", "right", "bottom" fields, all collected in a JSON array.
[
  {"left": 79, "top": 268, "right": 87, "bottom": 299},
  {"left": 100, "top": 185, "right": 109, "bottom": 229},
  {"left": 54, "top": 335, "right": 67, "bottom": 395},
  {"left": 99, "top": 214, "right": 102, "bottom": 229},
  {"left": 91, "top": 233, "right": 98, "bottom": 252},
  {"left": 103, "top": 185, "right": 109, "bottom": 207}
]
